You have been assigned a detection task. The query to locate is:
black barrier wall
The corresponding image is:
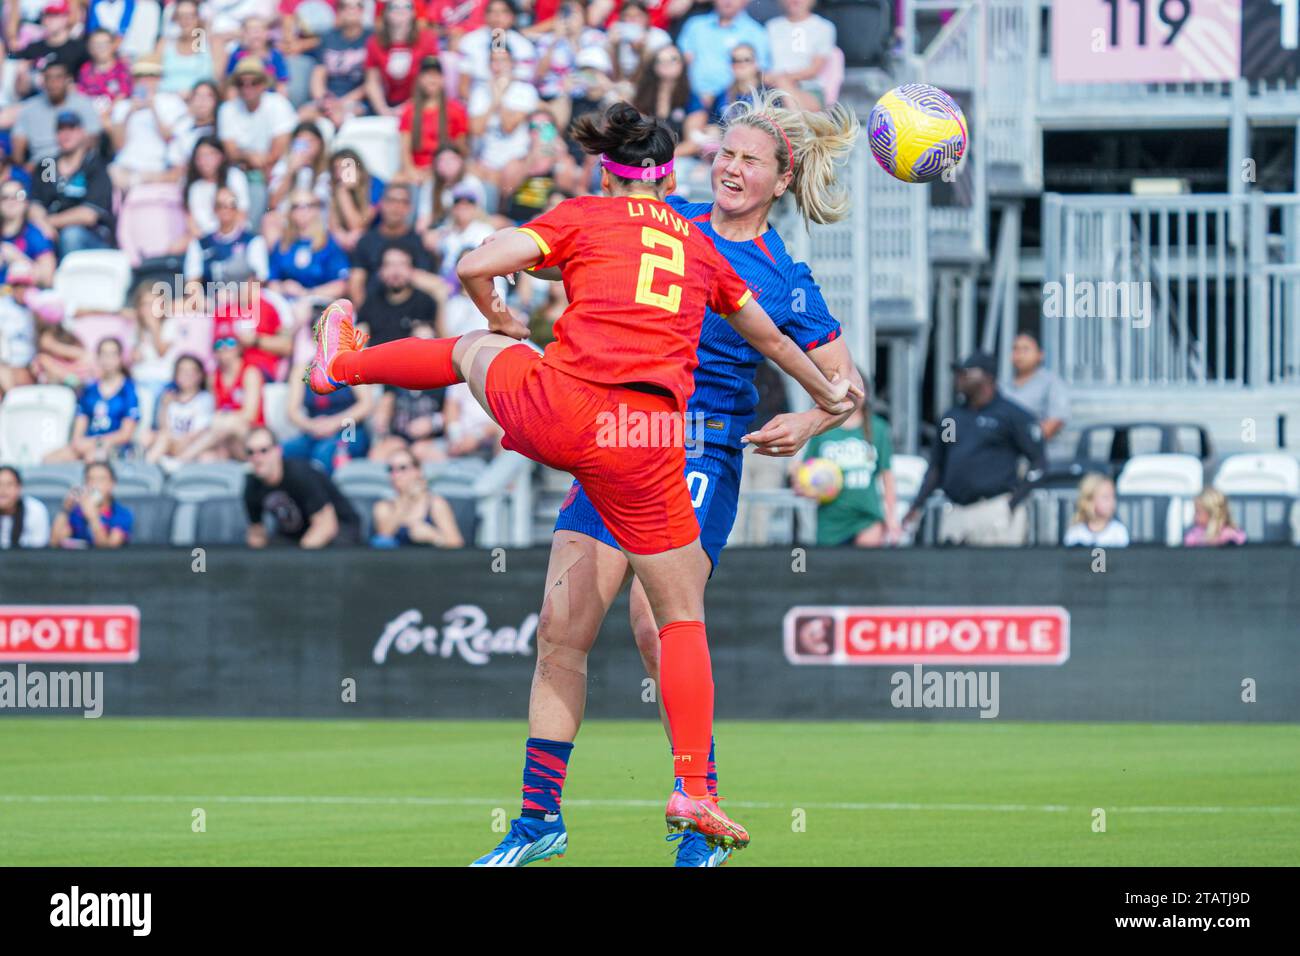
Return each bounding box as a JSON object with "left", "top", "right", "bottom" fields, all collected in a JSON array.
[{"left": 1, "top": 548, "right": 1298, "bottom": 721}]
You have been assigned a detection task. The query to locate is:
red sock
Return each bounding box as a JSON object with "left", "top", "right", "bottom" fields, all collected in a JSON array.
[
  {"left": 659, "top": 620, "right": 713, "bottom": 798},
  {"left": 329, "top": 336, "right": 461, "bottom": 390}
]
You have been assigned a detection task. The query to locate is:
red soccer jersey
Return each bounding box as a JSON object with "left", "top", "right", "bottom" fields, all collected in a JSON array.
[{"left": 518, "top": 194, "right": 753, "bottom": 410}]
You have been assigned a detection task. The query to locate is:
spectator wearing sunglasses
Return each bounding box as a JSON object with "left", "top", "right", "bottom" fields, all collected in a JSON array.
[
  {"left": 677, "top": 0, "right": 772, "bottom": 106},
  {"left": 370, "top": 447, "right": 464, "bottom": 548},
  {"left": 708, "top": 42, "right": 767, "bottom": 125},
  {"left": 224, "top": 16, "right": 290, "bottom": 95},
  {"left": 244, "top": 426, "right": 363, "bottom": 549},
  {"left": 176, "top": 315, "right": 265, "bottom": 463}
]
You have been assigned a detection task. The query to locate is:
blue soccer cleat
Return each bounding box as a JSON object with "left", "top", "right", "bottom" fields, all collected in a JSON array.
[
  {"left": 668, "top": 830, "right": 732, "bottom": 867},
  {"left": 469, "top": 816, "right": 568, "bottom": 867}
]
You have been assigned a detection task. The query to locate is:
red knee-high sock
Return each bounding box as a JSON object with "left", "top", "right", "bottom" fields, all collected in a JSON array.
[
  {"left": 659, "top": 620, "right": 713, "bottom": 799},
  {"left": 329, "top": 336, "right": 461, "bottom": 390}
]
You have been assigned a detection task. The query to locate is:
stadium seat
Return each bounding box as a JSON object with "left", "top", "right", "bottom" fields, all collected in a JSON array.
[
  {"left": 816, "top": 44, "right": 846, "bottom": 107},
  {"left": 332, "top": 116, "right": 401, "bottom": 183},
  {"left": 349, "top": 492, "right": 386, "bottom": 541},
  {"left": 168, "top": 313, "right": 215, "bottom": 372},
  {"left": 120, "top": 0, "right": 162, "bottom": 58},
  {"left": 13, "top": 462, "right": 82, "bottom": 498},
  {"left": 52, "top": 250, "right": 134, "bottom": 315},
  {"left": 112, "top": 461, "right": 165, "bottom": 497},
  {"left": 70, "top": 313, "right": 137, "bottom": 362},
  {"left": 261, "top": 383, "right": 301, "bottom": 443},
  {"left": 1224, "top": 494, "right": 1299, "bottom": 545},
  {"left": 1116, "top": 454, "right": 1204, "bottom": 497},
  {"left": 1212, "top": 454, "right": 1300, "bottom": 496},
  {"left": 0, "top": 385, "right": 77, "bottom": 466},
  {"left": 116, "top": 182, "right": 188, "bottom": 266},
  {"left": 164, "top": 462, "right": 248, "bottom": 502},
  {"left": 116, "top": 496, "right": 177, "bottom": 546},
  {"left": 427, "top": 456, "right": 490, "bottom": 486},
  {"left": 889, "top": 453, "right": 929, "bottom": 502},
  {"left": 820, "top": 0, "right": 892, "bottom": 69},
  {"left": 1115, "top": 494, "right": 1174, "bottom": 546},
  {"left": 193, "top": 497, "right": 251, "bottom": 546},
  {"left": 438, "top": 487, "right": 480, "bottom": 546},
  {"left": 335, "top": 459, "right": 393, "bottom": 499}
]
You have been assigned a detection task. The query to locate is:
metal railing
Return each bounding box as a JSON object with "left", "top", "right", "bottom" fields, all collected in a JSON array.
[{"left": 1042, "top": 192, "right": 1300, "bottom": 387}]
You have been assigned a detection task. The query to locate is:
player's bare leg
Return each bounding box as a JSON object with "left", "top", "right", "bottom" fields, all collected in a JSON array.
[{"left": 529, "top": 532, "right": 629, "bottom": 742}]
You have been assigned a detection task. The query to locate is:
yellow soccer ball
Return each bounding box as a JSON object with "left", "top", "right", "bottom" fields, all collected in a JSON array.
[
  {"left": 794, "top": 458, "right": 844, "bottom": 504},
  {"left": 868, "top": 83, "right": 968, "bottom": 184}
]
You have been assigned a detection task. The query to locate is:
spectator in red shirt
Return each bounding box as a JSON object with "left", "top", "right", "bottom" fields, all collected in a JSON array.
[
  {"left": 425, "top": 0, "right": 490, "bottom": 37},
  {"left": 399, "top": 56, "right": 469, "bottom": 182},
  {"left": 211, "top": 291, "right": 293, "bottom": 384},
  {"left": 76, "top": 28, "right": 132, "bottom": 109},
  {"left": 365, "top": 0, "right": 441, "bottom": 115}
]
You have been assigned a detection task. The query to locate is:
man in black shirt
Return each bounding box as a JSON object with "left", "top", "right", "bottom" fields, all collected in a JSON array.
[
  {"left": 905, "top": 351, "right": 1045, "bottom": 545},
  {"left": 27, "top": 111, "right": 115, "bottom": 256},
  {"left": 357, "top": 246, "right": 438, "bottom": 345},
  {"left": 347, "top": 183, "right": 436, "bottom": 308},
  {"left": 243, "top": 428, "right": 362, "bottom": 548},
  {"left": 17, "top": 2, "right": 90, "bottom": 80}
]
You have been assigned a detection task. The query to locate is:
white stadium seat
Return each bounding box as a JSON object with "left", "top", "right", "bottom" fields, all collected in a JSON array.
[
  {"left": 1212, "top": 453, "right": 1300, "bottom": 496},
  {"left": 331, "top": 116, "right": 401, "bottom": 184},
  {"left": 52, "top": 250, "right": 134, "bottom": 315},
  {"left": 261, "top": 383, "right": 301, "bottom": 443},
  {"left": 0, "top": 385, "right": 77, "bottom": 466},
  {"left": 890, "top": 453, "right": 929, "bottom": 502},
  {"left": 334, "top": 459, "right": 393, "bottom": 500},
  {"left": 1116, "top": 454, "right": 1204, "bottom": 497}
]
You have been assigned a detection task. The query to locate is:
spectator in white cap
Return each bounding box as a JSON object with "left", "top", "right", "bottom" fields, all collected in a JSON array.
[
  {"left": 218, "top": 55, "right": 297, "bottom": 229},
  {"left": 108, "top": 54, "right": 188, "bottom": 193}
]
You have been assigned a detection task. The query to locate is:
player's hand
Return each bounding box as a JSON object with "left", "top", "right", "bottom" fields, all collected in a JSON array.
[
  {"left": 490, "top": 306, "right": 531, "bottom": 340},
  {"left": 743, "top": 411, "right": 816, "bottom": 457},
  {"left": 816, "top": 373, "right": 861, "bottom": 416}
]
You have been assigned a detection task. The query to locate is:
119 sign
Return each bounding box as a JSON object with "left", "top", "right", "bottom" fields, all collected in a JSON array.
[
  {"left": 1051, "top": 0, "right": 1241, "bottom": 84},
  {"left": 1100, "top": 0, "right": 1193, "bottom": 46}
]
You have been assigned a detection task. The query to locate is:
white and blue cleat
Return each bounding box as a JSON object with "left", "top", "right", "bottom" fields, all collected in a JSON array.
[
  {"left": 668, "top": 830, "right": 732, "bottom": 867},
  {"left": 469, "top": 816, "right": 568, "bottom": 867}
]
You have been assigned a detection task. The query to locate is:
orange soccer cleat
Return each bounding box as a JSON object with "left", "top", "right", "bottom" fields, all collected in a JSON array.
[
  {"left": 305, "top": 299, "right": 368, "bottom": 394},
  {"left": 665, "top": 779, "right": 750, "bottom": 850}
]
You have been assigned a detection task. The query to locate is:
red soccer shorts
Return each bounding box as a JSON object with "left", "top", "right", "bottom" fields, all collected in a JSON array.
[{"left": 484, "top": 344, "right": 698, "bottom": 555}]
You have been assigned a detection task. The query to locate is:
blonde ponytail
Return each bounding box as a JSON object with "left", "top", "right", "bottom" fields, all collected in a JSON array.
[{"left": 720, "top": 88, "right": 860, "bottom": 226}]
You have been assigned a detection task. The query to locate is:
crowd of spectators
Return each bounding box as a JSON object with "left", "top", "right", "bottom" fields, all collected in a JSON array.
[{"left": 0, "top": 0, "right": 846, "bottom": 548}]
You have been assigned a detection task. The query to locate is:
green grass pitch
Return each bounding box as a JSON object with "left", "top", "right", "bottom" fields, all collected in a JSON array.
[{"left": 2, "top": 719, "right": 1297, "bottom": 866}]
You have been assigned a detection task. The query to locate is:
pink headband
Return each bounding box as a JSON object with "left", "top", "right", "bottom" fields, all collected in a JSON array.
[
  {"left": 761, "top": 114, "right": 794, "bottom": 170},
  {"left": 600, "top": 154, "right": 674, "bottom": 180}
]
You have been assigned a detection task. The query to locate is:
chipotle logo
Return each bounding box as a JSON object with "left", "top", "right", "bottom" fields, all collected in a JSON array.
[
  {"left": 784, "top": 606, "right": 1069, "bottom": 666},
  {"left": 0, "top": 606, "right": 140, "bottom": 663}
]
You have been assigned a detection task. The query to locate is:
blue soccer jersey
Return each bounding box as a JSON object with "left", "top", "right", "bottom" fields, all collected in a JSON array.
[{"left": 666, "top": 194, "right": 842, "bottom": 449}]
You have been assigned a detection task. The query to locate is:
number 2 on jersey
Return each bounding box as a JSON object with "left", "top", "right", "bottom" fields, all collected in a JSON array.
[{"left": 635, "top": 227, "right": 684, "bottom": 314}]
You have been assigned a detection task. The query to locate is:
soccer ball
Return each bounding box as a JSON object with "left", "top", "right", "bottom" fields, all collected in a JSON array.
[
  {"left": 794, "top": 458, "right": 844, "bottom": 504},
  {"left": 868, "top": 83, "right": 968, "bottom": 184}
]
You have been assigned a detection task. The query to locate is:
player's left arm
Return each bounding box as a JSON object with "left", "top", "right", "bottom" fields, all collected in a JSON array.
[
  {"left": 745, "top": 336, "right": 864, "bottom": 457},
  {"left": 743, "top": 262, "right": 863, "bottom": 456}
]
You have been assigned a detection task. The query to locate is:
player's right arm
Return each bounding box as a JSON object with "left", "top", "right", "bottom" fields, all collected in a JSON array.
[
  {"left": 724, "top": 296, "right": 859, "bottom": 416},
  {"left": 456, "top": 229, "right": 544, "bottom": 339}
]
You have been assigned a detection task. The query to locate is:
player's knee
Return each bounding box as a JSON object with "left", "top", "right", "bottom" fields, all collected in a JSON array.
[{"left": 631, "top": 613, "right": 660, "bottom": 675}]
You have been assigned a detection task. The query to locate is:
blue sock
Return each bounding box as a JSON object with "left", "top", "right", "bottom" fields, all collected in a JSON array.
[{"left": 520, "top": 737, "right": 573, "bottom": 820}]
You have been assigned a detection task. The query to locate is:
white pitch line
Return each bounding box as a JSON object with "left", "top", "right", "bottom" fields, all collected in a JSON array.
[{"left": 0, "top": 795, "right": 1296, "bottom": 814}]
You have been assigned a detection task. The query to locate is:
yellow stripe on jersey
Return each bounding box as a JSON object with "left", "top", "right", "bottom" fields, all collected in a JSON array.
[{"left": 518, "top": 227, "right": 550, "bottom": 257}]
